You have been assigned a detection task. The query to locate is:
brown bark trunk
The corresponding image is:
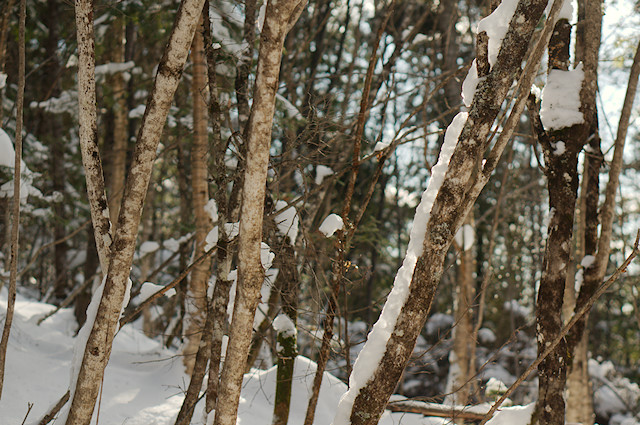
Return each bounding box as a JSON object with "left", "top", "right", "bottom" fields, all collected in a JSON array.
[
  {"left": 213, "top": 2, "right": 305, "bottom": 424},
  {"left": 0, "top": 0, "right": 24, "bottom": 398},
  {"left": 447, "top": 215, "right": 476, "bottom": 408},
  {"left": 106, "top": 16, "right": 128, "bottom": 225},
  {"left": 183, "top": 11, "right": 213, "bottom": 374}
]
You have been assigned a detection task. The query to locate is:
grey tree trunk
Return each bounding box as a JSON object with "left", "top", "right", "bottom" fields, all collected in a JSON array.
[
  {"left": 212, "top": 1, "right": 305, "bottom": 424},
  {"left": 65, "top": 0, "right": 206, "bottom": 422}
]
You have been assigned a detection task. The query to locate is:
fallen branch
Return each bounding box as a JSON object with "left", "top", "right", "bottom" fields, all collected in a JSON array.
[{"left": 386, "top": 400, "right": 487, "bottom": 421}]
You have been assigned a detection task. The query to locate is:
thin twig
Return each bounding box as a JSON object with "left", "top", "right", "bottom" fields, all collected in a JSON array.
[
  {"left": 38, "top": 390, "right": 70, "bottom": 425},
  {"left": 0, "top": 0, "right": 25, "bottom": 399},
  {"left": 119, "top": 246, "right": 216, "bottom": 328}
]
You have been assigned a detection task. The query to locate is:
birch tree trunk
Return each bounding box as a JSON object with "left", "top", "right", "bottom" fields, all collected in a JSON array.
[
  {"left": 74, "top": 0, "right": 112, "bottom": 273},
  {"left": 331, "top": 0, "right": 554, "bottom": 423},
  {"left": 212, "top": 1, "right": 305, "bottom": 424},
  {"left": 65, "top": 0, "right": 206, "bottom": 422}
]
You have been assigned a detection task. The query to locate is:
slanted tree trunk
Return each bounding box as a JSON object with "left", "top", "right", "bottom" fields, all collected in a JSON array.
[
  {"left": 213, "top": 1, "right": 305, "bottom": 424},
  {"left": 183, "top": 9, "right": 213, "bottom": 374},
  {"left": 331, "top": 0, "right": 555, "bottom": 423},
  {"left": 65, "top": 0, "right": 207, "bottom": 422}
]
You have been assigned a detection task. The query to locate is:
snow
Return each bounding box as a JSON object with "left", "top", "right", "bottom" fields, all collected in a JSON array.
[
  {"left": 485, "top": 403, "right": 535, "bottom": 425},
  {"left": 0, "top": 72, "right": 6, "bottom": 89},
  {"left": 332, "top": 112, "right": 468, "bottom": 425},
  {"left": 454, "top": 223, "right": 475, "bottom": 251},
  {"left": 462, "top": 60, "right": 480, "bottom": 108},
  {"left": 204, "top": 226, "right": 218, "bottom": 251},
  {"left": 94, "top": 61, "right": 135, "bottom": 75},
  {"left": 319, "top": 213, "right": 344, "bottom": 237},
  {"left": 204, "top": 199, "right": 218, "bottom": 222},
  {"left": 545, "top": 0, "right": 574, "bottom": 22},
  {"left": 315, "top": 165, "right": 334, "bottom": 185},
  {"left": 581, "top": 254, "right": 596, "bottom": 268},
  {"left": 274, "top": 200, "right": 299, "bottom": 244},
  {"left": 373, "top": 140, "right": 391, "bottom": 153},
  {"left": 477, "top": 0, "right": 521, "bottom": 67},
  {"left": 138, "top": 281, "right": 176, "bottom": 303},
  {"left": 540, "top": 63, "right": 585, "bottom": 131},
  {"left": 140, "top": 241, "right": 161, "bottom": 256},
  {"left": 272, "top": 313, "right": 297, "bottom": 338},
  {"left": 0, "top": 128, "right": 15, "bottom": 168}
]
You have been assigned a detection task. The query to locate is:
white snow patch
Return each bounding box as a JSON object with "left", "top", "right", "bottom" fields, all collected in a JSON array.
[
  {"left": 455, "top": 224, "right": 475, "bottom": 251},
  {"left": 139, "top": 241, "right": 160, "bottom": 256},
  {"left": 129, "top": 104, "right": 146, "bottom": 119},
  {"left": 373, "top": 140, "right": 390, "bottom": 153},
  {"left": 315, "top": 165, "right": 334, "bottom": 185},
  {"left": 331, "top": 112, "right": 468, "bottom": 425},
  {"left": 581, "top": 254, "right": 596, "bottom": 268},
  {"left": 553, "top": 141, "right": 566, "bottom": 155},
  {"left": 272, "top": 313, "right": 297, "bottom": 338},
  {"left": 477, "top": 0, "right": 521, "bottom": 66},
  {"left": 0, "top": 128, "right": 15, "bottom": 168},
  {"left": 462, "top": 60, "right": 481, "bottom": 108},
  {"left": 139, "top": 282, "right": 176, "bottom": 303},
  {"left": 274, "top": 200, "right": 299, "bottom": 244},
  {"left": 204, "top": 199, "right": 218, "bottom": 222},
  {"left": 540, "top": 64, "right": 585, "bottom": 131},
  {"left": 0, "top": 72, "right": 6, "bottom": 89},
  {"left": 261, "top": 242, "right": 275, "bottom": 270},
  {"left": 319, "top": 213, "right": 344, "bottom": 237},
  {"left": 485, "top": 403, "right": 535, "bottom": 425}
]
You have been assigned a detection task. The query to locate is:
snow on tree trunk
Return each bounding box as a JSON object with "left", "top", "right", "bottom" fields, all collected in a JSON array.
[
  {"left": 212, "top": 1, "right": 305, "bottom": 424},
  {"left": 331, "top": 1, "right": 551, "bottom": 423},
  {"left": 65, "top": 0, "right": 206, "bottom": 422},
  {"left": 183, "top": 10, "right": 213, "bottom": 375}
]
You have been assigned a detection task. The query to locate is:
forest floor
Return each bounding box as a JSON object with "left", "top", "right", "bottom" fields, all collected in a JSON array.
[{"left": 0, "top": 289, "right": 532, "bottom": 425}]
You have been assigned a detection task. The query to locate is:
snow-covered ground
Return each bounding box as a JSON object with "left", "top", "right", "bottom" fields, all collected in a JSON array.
[{"left": 0, "top": 290, "right": 540, "bottom": 425}]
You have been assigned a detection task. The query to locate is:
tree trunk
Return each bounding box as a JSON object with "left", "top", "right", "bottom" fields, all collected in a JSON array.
[
  {"left": 0, "top": 0, "right": 24, "bottom": 399},
  {"left": 332, "top": 0, "right": 553, "bottom": 423},
  {"left": 183, "top": 10, "right": 213, "bottom": 374},
  {"left": 446, "top": 215, "right": 476, "bottom": 409},
  {"left": 65, "top": 0, "right": 206, "bottom": 422},
  {"left": 106, "top": 16, "right": 129, "bottom": 225},
  {"left": 272, "top": 241, "right": 299, "bottom": 425},
  {"left": 213, "top": 2, "right": 305, "bottom": 424}
]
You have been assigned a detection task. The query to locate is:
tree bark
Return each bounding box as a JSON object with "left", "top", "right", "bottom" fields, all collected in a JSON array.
[
  {"left": 106, "top": 16, "right": 129, "bottom": 225},
  {"left": 332, "top": 0, "right": 552, "bottom": 423},
  {"left": 65, "top": 0, "right": 206, "bottom": 422},
  {"left": 213, "top": 1, "right": 305, "bottom": 424},
  {"left": 0, "top": 0, "right": 24, "bottom": 399},
  {"left": 183, "top": 10, "right": 213, "bottom": 374},
  {"left": 272, "top": 241, "right": 299, "bottom": 425}
]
